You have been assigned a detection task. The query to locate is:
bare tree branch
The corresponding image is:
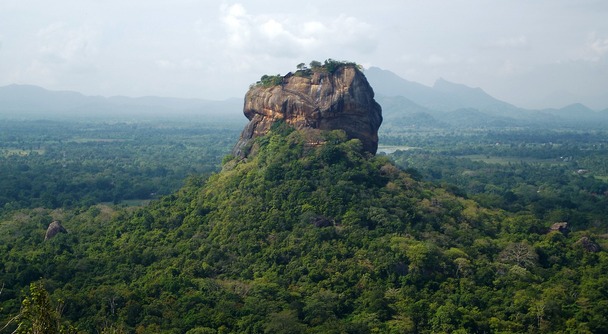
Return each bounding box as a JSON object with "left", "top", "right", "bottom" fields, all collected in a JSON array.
[{"left": 0, "top": 314, "right": 20, "bottom": 333}]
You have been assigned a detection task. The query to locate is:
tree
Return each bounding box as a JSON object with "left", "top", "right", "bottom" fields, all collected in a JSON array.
[
  {"left": 2, "top": 282, "right": 75, "bottom": 334},
  {"left": 309, "top": 60, "right": 322, "bottom": 69},
  {"left": 264, "top": 310, "right": 306, "bottom": 333},
  {"left": 498, "top": 242, "right": 538, "bottom": 269}
]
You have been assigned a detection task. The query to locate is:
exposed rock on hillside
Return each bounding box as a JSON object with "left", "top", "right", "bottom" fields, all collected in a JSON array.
[
  {"left": 577, "top": 236, "right": 600, "bottom": 252},
  {"left": 233, "top": 63, "right": 382, "bottom": 157},
  {"left": 45, "top": 220, "right": 67, "bottom": 240}
]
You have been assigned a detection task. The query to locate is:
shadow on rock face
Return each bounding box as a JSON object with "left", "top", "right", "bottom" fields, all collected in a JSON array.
[{"left": 233, "top": 65, "right": 382, "bottom": 158}]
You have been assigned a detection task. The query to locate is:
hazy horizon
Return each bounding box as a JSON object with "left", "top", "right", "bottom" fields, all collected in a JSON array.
[{"left": 1, "top": 1, "right": 607, "bottom": 110}]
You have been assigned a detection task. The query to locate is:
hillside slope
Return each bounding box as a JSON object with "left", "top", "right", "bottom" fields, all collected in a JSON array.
[{"left": 2, "top": 126, "right": 606, "bottom": 333}]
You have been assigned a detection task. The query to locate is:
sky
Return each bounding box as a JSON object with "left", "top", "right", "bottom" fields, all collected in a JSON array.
[{"left": 1, "top": 0, "right": 607, "bottom": 110}]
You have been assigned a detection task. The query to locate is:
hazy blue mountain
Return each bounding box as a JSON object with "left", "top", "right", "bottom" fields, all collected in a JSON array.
[
  {"left": 443, "top": 108, "right": 522, "bottom": 127},
  {"left": 366, "top": 67, "right": 608, "bottom": 128},
  {"left": 367, "top": 67, "right": 544, "bottom": 127},
  {"left": 0, "top": 84, "right": 101, "bottom": 113},
  {"left": 431, "top": 78, "right": 519, "bottom": 114},
  {"left": 376, "top": 95, "right": 527, "bottom": 129},
  {"left": 542, "top": 103, "right": 595, "bottom": 118},
  {"left": 366, "top": 67, "right": 519, "bottom": 114},
  {"left": 376, "top": 95, "right": 434, "bottom": 117},
  {"left": 364, "top": 67, "right": 438, "bottom": 105},
  {"left": 0, "top": 84, "right": 243, "bottom": 121},
  {"left": 536, "top": 103, "right": 608, "bottom": 127},
  {"left": 3, "top": 72, "right": 607, "bottom": 128},
  {"left": 375, "top": 95, "right": 446, "bottom": 129}
]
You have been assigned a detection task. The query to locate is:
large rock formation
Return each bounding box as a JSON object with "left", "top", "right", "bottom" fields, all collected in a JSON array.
[{"left": 232, "top": 64, "right": 382, "bottom": 157}]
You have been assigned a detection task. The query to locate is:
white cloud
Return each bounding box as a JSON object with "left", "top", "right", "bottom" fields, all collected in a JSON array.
[
  {"left": 6, "top": 22, "right": 102, "bottom": 90},
  {"left": 36, "top": 22, "right": 100, "bottom": 63},
  {"left": 498, "top": 60, "right": 520, "bottom": 75},
  {"left": 181, "top": 59, "right": 204, "bottom": 70},
  {"left": 589, "top": 35, "right": 608, "bottom": 57},
  {"left": 491, "top": 36, "right": 527, "bottom": 48},
  {"left": 570, "top": 32, "right": 608, "bottom": 62},
  {"left": 398, "top": 53, "right": 455, "bottom": 66},
  {"left": 427, "top": 54, "right": 447, "bottom": 65},
  {"left": 303, "top": 21, "right": 326, "bottom": 35},
  {"left": 156, "top": 60, "right": 177, "bottom": 70},
  {"left": 156, "top": 58, "right": 205, "bottom": 71},
  {"left": 221, "top": 3, "right": 251, "bottom": 49},
  {"left": 260, "top": 19, "right": 284, "bottom": 39},
  {"left": 1, "top": 0, "right": 606, "bottom": 106},
  {"left": 218, "top": 3, "right": 377, "bottom": 59}
]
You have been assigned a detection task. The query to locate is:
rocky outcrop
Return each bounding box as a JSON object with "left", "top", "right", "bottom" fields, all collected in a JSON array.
[
  {"left": 232, "top": 65, "right": 382, "bottom": 157},
  {"left": 45, "top": 220, "right": 67, "bottom": 241},
  {"left": 576, "top": 236, "right": 600, "bottom": 253},
  {"left": 549, "top": 222, "right": 568, "bottom": 233}
]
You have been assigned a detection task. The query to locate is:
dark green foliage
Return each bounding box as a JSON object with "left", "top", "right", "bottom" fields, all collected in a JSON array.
[
  {"left": 309, "top": 60, "right": 322, "bottom": 69},
  {"left": 256, "top": 74, "right": 283, "bottom": 88},
  {"left": 322, "top": 58, "right": 360, "bottom": 74},
  {"left": 1, "top": 124, "right": 607, "bottom": 332},
  {"left": 388, "top": 128, "right": 608, "bottom": 231},
  {"left": 1, "top": 282, "right": 76, "bottom": 334},
  {"left": 256, "top": 59, "right": 361, "bottom": 86},
  {"left": 0, "top": 120, "right": 239, "bottom": 212}
]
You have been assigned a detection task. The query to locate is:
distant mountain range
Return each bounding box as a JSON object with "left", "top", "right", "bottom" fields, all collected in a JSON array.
[
  {"left": 0, "top": 84, "right": 244, "bottom": 121},
  {"left": 365, "top": 67, "right": 518, "bottom": 113},
  {"left": 364, "top": 67, "right": 608, "bottom": 128},
  {"left": 2, "top": 68, "right": 607, "bottom": 127}
]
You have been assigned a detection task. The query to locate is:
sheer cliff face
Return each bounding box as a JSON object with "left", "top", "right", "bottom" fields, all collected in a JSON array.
[{"left": 233, "top": 66, "right": 383, "bottom": 157}]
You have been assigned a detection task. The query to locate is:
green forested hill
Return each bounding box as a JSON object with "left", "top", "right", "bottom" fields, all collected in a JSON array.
[{"left": 1, "top": 125, "right": 607, "bottom": 333}]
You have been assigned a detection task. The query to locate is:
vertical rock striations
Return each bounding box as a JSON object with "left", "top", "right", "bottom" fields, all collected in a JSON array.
[{"left": 233, "top": 64, "right": 382, "bottom": 157}]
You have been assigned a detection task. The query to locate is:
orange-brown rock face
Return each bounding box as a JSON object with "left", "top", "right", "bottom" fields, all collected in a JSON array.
[{"left": 233, "top": 65, "right": 382, "bottom": 157}]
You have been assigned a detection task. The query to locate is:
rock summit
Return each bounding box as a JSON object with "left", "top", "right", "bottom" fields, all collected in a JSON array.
[{"left": 233, "top": 61, "right": 382, "bottom": 157}]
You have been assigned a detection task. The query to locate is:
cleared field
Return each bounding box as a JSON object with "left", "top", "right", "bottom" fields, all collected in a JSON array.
[
  {"left": 459, "top": 154, "right": 565, "bottom": 165},
  {"left": 377, "top": 145, "right": 419, "bottom": 154},
  {"left": 2, "top": 149, "right": 45, "bottom": 156},
  {"left": 70, "top": 138, "right": 129, "bottom": 143}
]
